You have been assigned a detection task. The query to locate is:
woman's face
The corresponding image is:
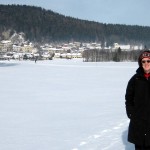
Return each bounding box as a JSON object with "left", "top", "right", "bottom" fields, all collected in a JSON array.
[{"left": 141, "top": 58, "right": 150, "bottom": 73}]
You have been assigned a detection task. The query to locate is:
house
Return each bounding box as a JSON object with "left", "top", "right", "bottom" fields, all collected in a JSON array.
[
  {"left": 113, "top": 43, "right": 130, "bottom": 51},
  {"left": 13, "top": 44, "right": 21, "bottom": 52},
  {"left": 21, "top": 43, "right": 34, "bottom": 53},
  {"left": 0, "top": 40, "right": 12, "bottom": 52}
]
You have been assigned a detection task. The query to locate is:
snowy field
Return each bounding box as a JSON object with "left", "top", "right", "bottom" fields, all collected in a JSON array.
[{"left": 0, "top": 59, "right": 137, "bottom": 150}]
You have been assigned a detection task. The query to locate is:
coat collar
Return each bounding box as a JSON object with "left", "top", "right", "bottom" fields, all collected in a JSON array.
[
  {"left": 136, "top": 67, "right": 150, "bottom": 81},
  {"left": 136, "top": 67, "right": 144, "bottom": 76}
]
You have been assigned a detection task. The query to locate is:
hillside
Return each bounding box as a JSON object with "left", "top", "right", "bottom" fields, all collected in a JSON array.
[{"left": 0, "top": 4, "right": 150, "bottom": 46}]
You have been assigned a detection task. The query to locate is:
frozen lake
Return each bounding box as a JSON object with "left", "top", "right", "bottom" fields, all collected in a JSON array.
[{"left": 0, "top": 59, "right": 137, "bottom": 150}]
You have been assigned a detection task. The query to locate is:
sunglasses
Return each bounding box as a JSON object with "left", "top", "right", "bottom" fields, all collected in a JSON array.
[{"left": 141, "top": 60, "right": 150, "bottom": 64}]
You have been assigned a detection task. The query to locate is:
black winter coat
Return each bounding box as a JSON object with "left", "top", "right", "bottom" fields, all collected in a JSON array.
[{"left": 125, "top": 67, "right": 150, "bottom": 146}]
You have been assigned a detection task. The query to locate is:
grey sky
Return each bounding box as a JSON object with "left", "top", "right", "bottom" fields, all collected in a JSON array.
[{"left": 0, "top": 0, "right": 150, "bottom": 27}]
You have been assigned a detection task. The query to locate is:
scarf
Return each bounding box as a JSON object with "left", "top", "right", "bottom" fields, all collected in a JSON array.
[{"left": 144, "top": 73, "right": 150, "bottom": 80}]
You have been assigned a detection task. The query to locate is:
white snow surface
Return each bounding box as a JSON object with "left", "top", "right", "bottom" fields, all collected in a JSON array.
[{"left": 0, "top": 59, "right": 136, "bottom": 150}]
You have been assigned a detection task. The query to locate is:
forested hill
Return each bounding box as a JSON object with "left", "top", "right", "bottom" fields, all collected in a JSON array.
[{"left": 0, "top": 4, "right": 150, "bottom": 46}]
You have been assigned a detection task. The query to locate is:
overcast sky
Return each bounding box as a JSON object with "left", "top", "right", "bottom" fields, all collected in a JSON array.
[{"left": 0, "top": 0, "right": 150, "bottom": 27}]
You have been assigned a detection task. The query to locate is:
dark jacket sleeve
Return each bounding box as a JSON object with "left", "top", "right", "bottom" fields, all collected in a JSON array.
[{"left": 125, "top": 75, "right": 135, "bottom": 119}]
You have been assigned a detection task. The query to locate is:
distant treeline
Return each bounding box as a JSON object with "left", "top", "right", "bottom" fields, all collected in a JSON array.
[
  {"left": 83, "top": 48, "right": 142, "bottom": 62},
  {"left": 0, "top": 4, "right": 150, "bottom": 46}
]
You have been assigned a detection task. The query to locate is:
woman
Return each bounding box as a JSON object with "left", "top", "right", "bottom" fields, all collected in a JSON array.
[{"left": 125, "top": 50, "right": 150, "bottom": 150}]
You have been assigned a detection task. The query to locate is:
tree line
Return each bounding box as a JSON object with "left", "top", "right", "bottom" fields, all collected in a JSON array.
[
  {"left": 83, "top": 48, "right": 143, "bottom": 62},
  {"left": 0, "top": 4, "right": 150, "bottom": 46}
]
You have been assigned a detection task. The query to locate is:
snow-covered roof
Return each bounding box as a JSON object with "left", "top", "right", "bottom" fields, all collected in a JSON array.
[{"left": 1, "top": 40, "right": 11, "bottom": 44}]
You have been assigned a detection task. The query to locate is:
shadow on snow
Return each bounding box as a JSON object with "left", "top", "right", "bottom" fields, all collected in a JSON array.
[
  {"left": 122, "top": 129, "right": 134, "bottom": 150},
  {"left": 0, "top": 62, "right": 19, "bottom": 67}
]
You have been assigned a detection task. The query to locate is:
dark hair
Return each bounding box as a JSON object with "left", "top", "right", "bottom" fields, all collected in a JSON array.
[{"left": 138, "top": 50, "right": 150, "bottom": 67}]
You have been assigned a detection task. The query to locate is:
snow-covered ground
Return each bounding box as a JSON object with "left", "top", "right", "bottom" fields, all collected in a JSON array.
[{"left": 0, "top": 59, "right": 136, "bottom": 150}]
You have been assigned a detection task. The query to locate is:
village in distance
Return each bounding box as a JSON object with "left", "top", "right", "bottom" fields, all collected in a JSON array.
[{"left": 0, "top": 32, "right": 144, "bottom": 62}]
